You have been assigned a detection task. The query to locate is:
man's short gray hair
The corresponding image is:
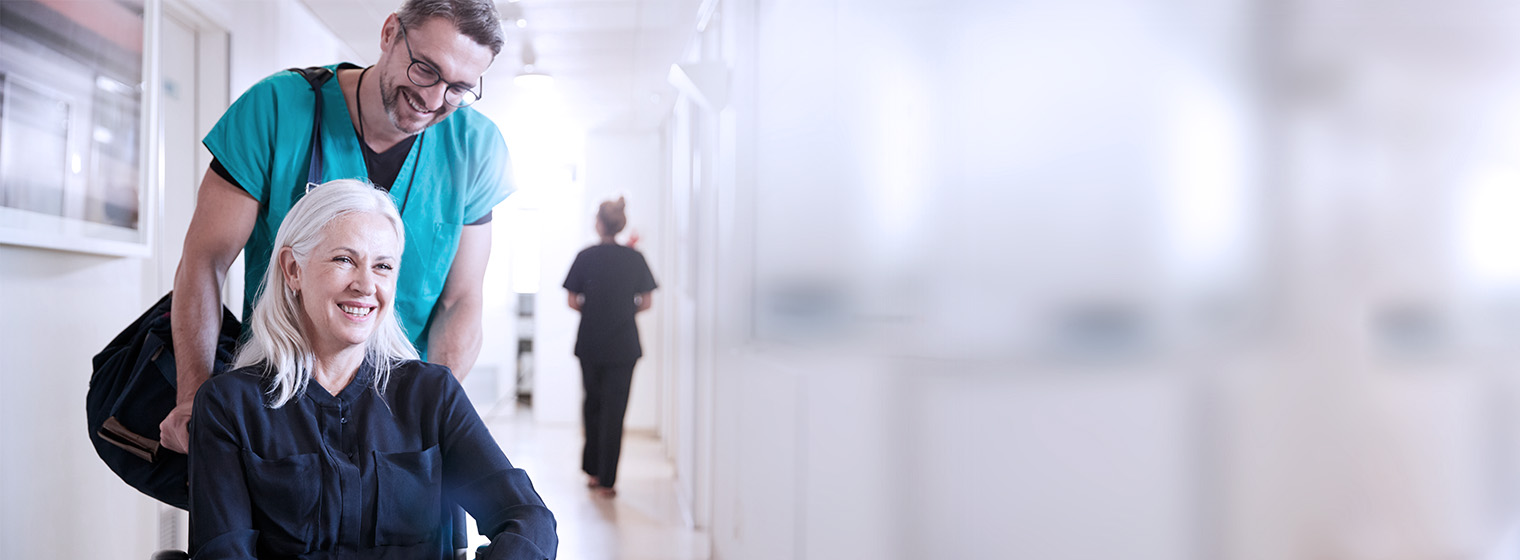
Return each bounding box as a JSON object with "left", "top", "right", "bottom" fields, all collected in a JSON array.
[{"left": 397, "top": 0, "right": 505, "bottom": 57}]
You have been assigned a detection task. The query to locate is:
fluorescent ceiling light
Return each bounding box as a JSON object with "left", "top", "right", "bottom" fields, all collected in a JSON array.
[
  {"left": 514, "top": 72, "right": 554, "bottom": 89},
  {"left": 514, "top": 64, "right": 554, "bottom": 89}
]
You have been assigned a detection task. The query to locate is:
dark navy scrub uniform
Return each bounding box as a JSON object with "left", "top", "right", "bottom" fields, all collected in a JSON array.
[{"left": 562, "top": 243, "right": 657, "bottom": 489}]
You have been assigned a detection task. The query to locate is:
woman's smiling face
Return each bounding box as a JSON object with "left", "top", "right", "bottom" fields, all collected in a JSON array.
[{"left": 281, "top": 211, "right": 401, "bottom": 357}]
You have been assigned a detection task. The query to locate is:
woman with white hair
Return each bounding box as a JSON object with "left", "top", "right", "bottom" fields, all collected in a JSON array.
[{"left": 188, "top": 180, "right": 556, "bottom": 559}]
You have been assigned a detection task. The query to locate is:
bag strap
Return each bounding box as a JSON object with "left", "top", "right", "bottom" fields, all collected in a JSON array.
[{"left": 288, "top": 66, "right": 335, "bottom": 187}]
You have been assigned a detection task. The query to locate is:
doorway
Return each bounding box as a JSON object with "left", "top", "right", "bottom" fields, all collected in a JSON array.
[{"left": 154, "top": 0, "right": 228, "bottom": 549}]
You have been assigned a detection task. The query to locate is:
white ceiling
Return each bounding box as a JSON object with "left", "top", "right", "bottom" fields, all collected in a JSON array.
[{"left": 298, "top": 0, "right": 702, "bottom": 131}]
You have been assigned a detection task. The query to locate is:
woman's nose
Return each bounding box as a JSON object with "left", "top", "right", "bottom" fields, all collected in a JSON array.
[{"left": 350, "top": 270, "right": 378, "bottom": 295}]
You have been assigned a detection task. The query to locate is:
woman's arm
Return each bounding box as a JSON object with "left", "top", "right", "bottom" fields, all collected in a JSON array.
[
  {"left": 188, "top": 381, "right": 259, "bottom": 559},
  {"left": 564, "top": 252, "right": 586, "bottom": 313},
  {"left": 634, "top": 252, "right": 657, "bottom": 314},
  {"left": 437, "top": 374, "right": 558, "bottom": 559}
]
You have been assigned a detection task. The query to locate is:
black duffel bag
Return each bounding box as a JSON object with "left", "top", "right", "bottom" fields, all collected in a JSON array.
[
  {"left": 86, "top": 292, "right": 240, "bottom": 509},
  {"left": 86, "top": 66, "right": 327, "bottom": 510}
]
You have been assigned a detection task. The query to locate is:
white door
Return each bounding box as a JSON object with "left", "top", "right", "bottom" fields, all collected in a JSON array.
[
  {"left": 156, "top": 7, "right": 229, "bottom": 299},
  {"left": 155, "top": 5, "right": 228, "bottom": 550}
]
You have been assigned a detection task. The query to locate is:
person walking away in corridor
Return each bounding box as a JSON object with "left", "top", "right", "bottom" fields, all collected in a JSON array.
[{"left": 563, "top": 197, "right": 658, "bottom": 498}]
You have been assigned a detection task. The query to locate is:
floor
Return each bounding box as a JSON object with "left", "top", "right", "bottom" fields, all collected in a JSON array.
[{"left": 470, "top": 405, "right": 711, "bottom": 560}]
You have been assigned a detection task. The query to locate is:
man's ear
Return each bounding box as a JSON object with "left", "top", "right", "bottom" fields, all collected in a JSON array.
[
  {"left": 381, "top": 13, "right": 400, "bottom": 50},
  {"left": 279, "top": 247, "right": 302, "bottom": 293}
]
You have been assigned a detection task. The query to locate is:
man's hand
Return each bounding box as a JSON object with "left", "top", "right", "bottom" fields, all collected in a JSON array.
[{"left": 159, "top": 401, "right": 194, "bottom": 454}]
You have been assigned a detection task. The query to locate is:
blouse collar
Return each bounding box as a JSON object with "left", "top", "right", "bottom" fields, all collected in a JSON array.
[{"left": 302, "top": 357, "right": 375, "bottom": 407}]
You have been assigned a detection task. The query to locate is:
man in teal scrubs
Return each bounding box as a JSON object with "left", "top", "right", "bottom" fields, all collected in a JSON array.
[{"left": 160, "top": 0, "right": 510, "bottom": 454}]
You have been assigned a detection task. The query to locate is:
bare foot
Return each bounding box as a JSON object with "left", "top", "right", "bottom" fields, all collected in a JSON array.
[{"left": 594, "top": 486, "right": 617, "bottom": 498}]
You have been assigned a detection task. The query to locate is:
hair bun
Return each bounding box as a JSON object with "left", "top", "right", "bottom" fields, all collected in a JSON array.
[{"left": 597, "top": 197, "right": 629, "bottom": 235}]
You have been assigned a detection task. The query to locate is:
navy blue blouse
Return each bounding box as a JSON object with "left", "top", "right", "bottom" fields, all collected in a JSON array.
[{"left": 189, "top": 359, "right": 556, "bottom": 559}]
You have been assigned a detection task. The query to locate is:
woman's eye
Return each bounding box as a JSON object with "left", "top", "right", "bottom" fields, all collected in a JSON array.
[
  {"left": 333, "top": 256, "right": 353, "bottom": 265},
  {"left": 376, "top": 263, "right": 394, "bottom": 271}
]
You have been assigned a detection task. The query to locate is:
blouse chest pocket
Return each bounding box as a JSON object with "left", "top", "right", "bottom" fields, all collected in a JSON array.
[
  {"left": 241, "top": 450, "right": 322, "bottom": 551},
  {"left": 373, "top": 445, "right": 443, "bottom": 546}
]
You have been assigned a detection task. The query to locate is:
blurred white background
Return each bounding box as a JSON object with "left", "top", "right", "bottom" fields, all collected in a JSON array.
[{"left": 11, "top": 0, "right": 1520, "bottom": 558}]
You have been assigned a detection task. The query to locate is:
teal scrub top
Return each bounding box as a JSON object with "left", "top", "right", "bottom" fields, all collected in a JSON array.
[{"left": 203, "top": 64, "right": 513, "bottom": 355}]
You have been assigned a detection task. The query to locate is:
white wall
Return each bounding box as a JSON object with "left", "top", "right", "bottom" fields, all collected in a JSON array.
[
  {"left": 189, "top": 0, "right": 361, "bottom": 94},
  {"left": 671, "top": 0, "right": 1520, "bottom": 559},
  {"left": 0, "top": 0, "right": 352, "bottom": 556},
  {"left": 1216, "top": 1, "right": 1520, "bottom": 557},
  {"left": 683, "top": 0, "right": 1239, "bottom": 558},
  {"left": 0, "top": 247, "right": 160, "bottom": 559},
  {"left": 531, "top": 171, "right": 585, "bottom": 427}
]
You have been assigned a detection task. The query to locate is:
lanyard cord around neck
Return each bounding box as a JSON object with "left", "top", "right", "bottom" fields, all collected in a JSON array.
[{"left": 355, "top": 65, "right": 422, "bottom": 216}]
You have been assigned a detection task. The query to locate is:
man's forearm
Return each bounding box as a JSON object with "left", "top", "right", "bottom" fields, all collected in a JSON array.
[
  {"left": 170, "top": 263, "right": 227, "bottom": 404},
  {"left": 427, "top": 295, "right": 483, "bottom": 381},
  {"left": 162, "top": 169, "right": 257, "bottom": 454}
]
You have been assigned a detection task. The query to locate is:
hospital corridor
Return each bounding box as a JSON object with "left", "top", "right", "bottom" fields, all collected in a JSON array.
[{"left": 9, "top": 0, "right": 1520, "bottom": 559}]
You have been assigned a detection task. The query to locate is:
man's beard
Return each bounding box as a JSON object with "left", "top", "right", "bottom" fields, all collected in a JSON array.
[{"left": 379, "top": 72, "right": 446, "bottom": 135}]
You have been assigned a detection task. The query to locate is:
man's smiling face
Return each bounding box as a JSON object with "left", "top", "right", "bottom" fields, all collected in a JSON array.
[{"left": 376, "top": 14, "right": 493, "bottom": 135}]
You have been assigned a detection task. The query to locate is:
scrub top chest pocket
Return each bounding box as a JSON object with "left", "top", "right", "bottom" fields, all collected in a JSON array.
[{"left": 395, "top": 220, "right": 463, "bottom": 344}]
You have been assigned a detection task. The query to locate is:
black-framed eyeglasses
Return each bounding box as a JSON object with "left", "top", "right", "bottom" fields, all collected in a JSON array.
[{"left": 396, "top": 20, "right": 483, "bottom": 108}]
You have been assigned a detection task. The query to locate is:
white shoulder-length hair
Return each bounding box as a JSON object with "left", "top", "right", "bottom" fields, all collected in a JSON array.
[{"left": 233, "top": 179, "right": 419, "bottom": 408}]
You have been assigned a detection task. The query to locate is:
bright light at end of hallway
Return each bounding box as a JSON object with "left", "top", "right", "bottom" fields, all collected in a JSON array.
[
  {"left": 497, "top": 79, "right": 582, "bottom": 206},
  {"left": 1458, "top": 166, "right": 1520, "bottom": 289},
  {"left": 859, "top": 26, "right": 929, "bottom": 269},
  {"left": 1160, "top": 75, "right": 1252, "bottom": 285},
  {"left": 506, "top": 207, "right": 542, "bottom": 294},
  {"left": 475, "top": 73, "right": 583, "bottom": 296}
]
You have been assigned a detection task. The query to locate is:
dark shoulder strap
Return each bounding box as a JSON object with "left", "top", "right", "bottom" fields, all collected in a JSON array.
[{"left": 288, "top": 67, "right": 334, "bottom": 187}]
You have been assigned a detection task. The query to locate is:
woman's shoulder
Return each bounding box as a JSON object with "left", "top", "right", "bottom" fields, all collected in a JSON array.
[
  {"left": 386, "top": 360, "right": 461, "bottom": 390},
  {"left": 208, "top": 365, "right": 267, "bottom": 389},
  {"left": 195, "top": 366, "right": 270, "bottom": 410},
  {"left": 613, "top": 245, "right": 649, "bottom": 266},
  {"left": 579, "top": 243, "right": 644, "bottom": 258},
  {"left": 379, "top": 360, "right": 468, "bottom": 414},
  {"left": 390, "top": 358, "right": 451, "bottom": 375}
]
